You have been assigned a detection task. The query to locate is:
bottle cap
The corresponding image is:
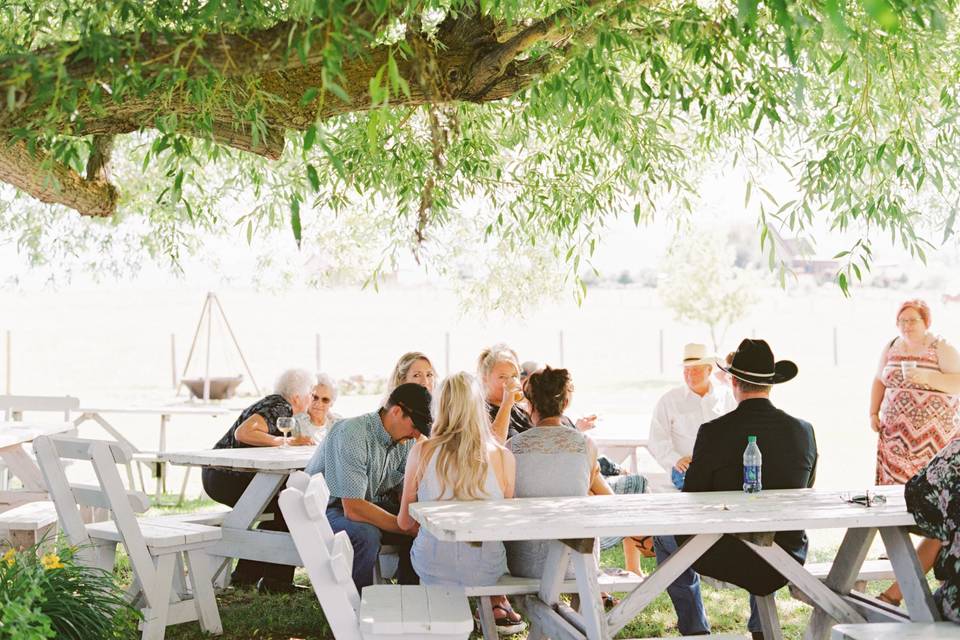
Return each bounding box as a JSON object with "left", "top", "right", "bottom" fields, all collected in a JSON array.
[{"left": 747, "top": 436, "right": 757, "bottom": 443}]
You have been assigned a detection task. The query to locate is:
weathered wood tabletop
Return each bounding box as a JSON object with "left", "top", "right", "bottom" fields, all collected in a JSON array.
[{"left": 412, "top": 485, "right": 912, "bottom": 541}]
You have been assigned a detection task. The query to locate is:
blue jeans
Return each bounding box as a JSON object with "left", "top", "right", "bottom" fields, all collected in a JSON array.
[
  {"left": 654, "top": 535, "right": 762, "bottom": 634},
  {"left": 655, "top": 535, "right": 709, "bottom": 635},
  {"left": 671, "top": 467, "right": 686, "bottom": 490},
  {"left": 325, "top": 507, "right": 417, "bottom": 590}
]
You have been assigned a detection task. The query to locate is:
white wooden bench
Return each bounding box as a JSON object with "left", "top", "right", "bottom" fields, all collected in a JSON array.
[
  {"left": 280, "top": 471, "right": 472, "bottom": 639},
  {"left": 34, "top": 435, "right": 223, "bottom": 640},
  {"left": 0, "top": 500, "right": 58, "bottom": 548},
  {"left": 806, "top": 560, "right": 895, "bottom": 591},
  {"left": 831, "top": 622, "right": 960, "bottom": 639},
  {"left": 466, "top": 572, "right": 646, "bottom": 639}
]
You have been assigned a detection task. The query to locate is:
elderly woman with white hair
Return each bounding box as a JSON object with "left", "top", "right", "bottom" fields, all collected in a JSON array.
[
  {"left": 203, "top": 368, "right": 336, "bottom": 593},
  {"left": 296, "top": 372, "right": 341, "bottom": 441}
]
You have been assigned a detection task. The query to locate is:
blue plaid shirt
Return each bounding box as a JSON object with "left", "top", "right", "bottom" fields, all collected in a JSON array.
[{"left": 304, "top": 410, "right": 413, "bottom": 510}]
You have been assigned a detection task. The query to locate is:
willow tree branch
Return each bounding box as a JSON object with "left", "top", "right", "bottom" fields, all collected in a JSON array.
[{"left": 0, "top": 138, "right": 118, "bottom": 216}]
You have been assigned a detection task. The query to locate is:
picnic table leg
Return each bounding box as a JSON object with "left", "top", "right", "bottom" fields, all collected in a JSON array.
[
  {"left": 878, "top": 526, "right": 940, "bottom": 622},
  {"left": 606, "top": 532, "right": 722, "bottom": 637},
  {"left": 804, "top": 527, "right": 876, "bottom": 640},
  {"left": 158, "top": 415, "right": 169, "bottom": 496},
  {"left": 523, "top": 541, "right": 584, "bottom": 640},
  {"left": 212, "top": 472, "right": 287, "bottom": 584},
  {"left": 0, "top": 444, "right": 46, "bottom": 490},
  {"left": 570, "top": 546, "right": 610, "bottom": 639},
  {"left": 741, "top": 539, "right": 864, "bottom": 628},
  {"left": 755, "top": 594, "right": 784, "bottom": 640}
]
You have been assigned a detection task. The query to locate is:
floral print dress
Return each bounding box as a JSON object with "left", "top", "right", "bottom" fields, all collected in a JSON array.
[{"left": 905, "top": 437, "right": 960, "bottom": 623}]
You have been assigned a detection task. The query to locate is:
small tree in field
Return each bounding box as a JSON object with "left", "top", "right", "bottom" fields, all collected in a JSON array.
[{"left": 658, "top": 230, "right": 759, "bottom": 352}]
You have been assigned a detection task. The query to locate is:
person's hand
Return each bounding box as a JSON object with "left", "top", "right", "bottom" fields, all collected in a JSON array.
[
  {"left": 501, "top": 377, "right": 521, "bottom": 407},
  {"left": 290, "top": 435, "right": 315, "bottom": 446},
  {"left": 396, "top": 517, "right": 419, "bottom": 536},
  {"left": 575, "top": 415, "right": 598, "bottom": 432},
  {"left": 870, "top": 414, "right": 881, "bottom": 433},
  {"left": 905, "top": 367, "right": 932, "bottom": 387},
  {"left": 674, "top": 456, "right": 693, "bottom": 472}
]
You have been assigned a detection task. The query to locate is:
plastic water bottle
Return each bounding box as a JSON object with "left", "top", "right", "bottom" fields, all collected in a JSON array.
[{"left": 743, "top": 436, "right": 762, "bottom": 493}]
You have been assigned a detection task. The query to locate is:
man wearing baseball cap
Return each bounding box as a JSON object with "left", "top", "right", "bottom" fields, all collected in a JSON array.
[
  {"left": 657, "top": 339, "right": 818, "bottom": 640},
  {"left": 305, "top": 382, "right": 433, "bottom": 590}
]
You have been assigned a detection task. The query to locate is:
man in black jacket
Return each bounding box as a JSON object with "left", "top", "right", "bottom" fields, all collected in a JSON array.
[{"left": 655, "top": 338, "right": 818, "bottom": 640}]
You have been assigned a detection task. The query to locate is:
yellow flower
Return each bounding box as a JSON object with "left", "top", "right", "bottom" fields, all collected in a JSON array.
[
  {"left": 2, "top": 548, "right": 14, "bottom": 567},
  {"left": 40, "top": 553, "right": 64, "bottom": 570}
]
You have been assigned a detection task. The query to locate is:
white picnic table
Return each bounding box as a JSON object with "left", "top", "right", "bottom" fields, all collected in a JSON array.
[
  {"left": 160, "top": 446, "right": 315, "bottom": 579},
  {"left": 0, "top": 421, "right": 76, "bottom": 507},
  {"left": 589, "top": 433, "right": 649, "bottom": 474},
  {"left": 410, "top": 484, "right": 940, "bottom": 640},
  {"left": 74, "top": 404, "right": 237, "bottom": 497}
]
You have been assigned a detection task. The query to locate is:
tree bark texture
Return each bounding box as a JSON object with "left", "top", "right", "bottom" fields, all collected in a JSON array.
[{"left": 0, "top": 9, "right": 577, "bottom": 217}]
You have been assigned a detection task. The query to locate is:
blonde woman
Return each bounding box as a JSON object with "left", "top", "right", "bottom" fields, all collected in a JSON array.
[
  {"left": 386, "top": 351, "right": 437, "bottom": 394},
  {"left": 398, "top": 372, "right": 524, "bottom": 635},
  {"left": 478, "top": 343, "right": 533, "bottom": 442}
]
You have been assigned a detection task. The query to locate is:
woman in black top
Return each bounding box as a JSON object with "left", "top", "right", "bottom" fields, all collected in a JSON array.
[
  {"left": 478, "top": 343, "right": 534, "bottom": 441},
  {"left": 202, "top": 368, "right": 319, "bottom": 592}
]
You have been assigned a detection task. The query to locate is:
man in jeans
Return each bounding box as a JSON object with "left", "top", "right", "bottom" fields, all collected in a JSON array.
[{"left": 305, "top": 383, "right": 432, "bottom": 589}]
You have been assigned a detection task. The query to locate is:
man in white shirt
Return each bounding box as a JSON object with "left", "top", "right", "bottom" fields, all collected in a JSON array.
[{"left": 648, "top": 343, "right": 735, "bottom": 490}]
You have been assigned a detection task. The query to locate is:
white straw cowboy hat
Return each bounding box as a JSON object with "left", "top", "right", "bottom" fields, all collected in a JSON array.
[{"left": 681, "top": 343, "right": 717, "bottom": 367}]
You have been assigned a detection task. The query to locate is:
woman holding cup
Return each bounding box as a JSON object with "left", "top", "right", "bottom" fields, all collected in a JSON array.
[
  {"left": 478, "top": 343, "right": 533, "bottom": 442},
  {"left": 869, "top": 299, "right": 960, "bottom": 605}
]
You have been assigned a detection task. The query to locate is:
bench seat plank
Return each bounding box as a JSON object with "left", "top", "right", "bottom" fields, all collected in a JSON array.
[
  {"left": 464, "top": 571, "right": 644, "bottom": 596},
  {"left": 86, "top": 518, "right": 221, "bottom": 548},
  {"left": 0, "top": 500, "right": 58, "bottom": 530},
  {"left": 831, "top": 622, "right": 960, "bottom": 639},
  {"left": 423, "top": 585, "right": 475, "bottom": 635}
]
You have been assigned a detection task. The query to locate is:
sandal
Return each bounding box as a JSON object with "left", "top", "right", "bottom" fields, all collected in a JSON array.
[
  {"left": 602, "top": 593, "right": 621, "bottom": 611},
  {"left": 633, "top": 535, "right": 656, "bottom": 558},
  {"left": 492, "top": 602, "right": 527, "bottom": 636}
]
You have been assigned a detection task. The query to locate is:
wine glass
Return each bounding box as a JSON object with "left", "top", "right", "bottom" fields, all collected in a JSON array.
[{"left": 277, "top": 417, "right": 294, "bottom": 448}]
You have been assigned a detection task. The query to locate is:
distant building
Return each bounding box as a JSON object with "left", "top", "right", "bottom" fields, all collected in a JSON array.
[{"left": 768, "top": 228, "right": 839, "bottom": 281}]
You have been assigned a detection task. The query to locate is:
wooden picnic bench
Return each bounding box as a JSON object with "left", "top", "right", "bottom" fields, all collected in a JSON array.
[
  {"left": 280, "top": 471, "right": 473, "bottom": 639},
  {"left": 411, "top": 485, "right": 941, "bottom": 640},
  {"left": 35, "top": 436, "right": 223, "bottom": 640},
  {"left": 75, "top": 405, "right": 237, "bottom": 500}
]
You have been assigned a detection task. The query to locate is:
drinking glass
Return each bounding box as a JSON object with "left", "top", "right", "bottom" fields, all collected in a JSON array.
[
  {"left": 900, "top": 361, "right": 916, "bottom": 381},
  {"left": 510, "top": 376, "right": 524, "bottom": 403},
  {"left": 277, "top": 417, "right": 294, "bottom": 448}
]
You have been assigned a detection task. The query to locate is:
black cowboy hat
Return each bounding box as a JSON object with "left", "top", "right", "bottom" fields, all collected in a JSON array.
[{"left": 718, "top": 338, "right": 797, "bottom": 385}]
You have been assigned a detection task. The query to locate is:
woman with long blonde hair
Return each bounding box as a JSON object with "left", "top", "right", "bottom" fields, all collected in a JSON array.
[
  {"left": 386, "top": 351, "right": 437, "bottom": 394},
  {"left": 399, "top": 372, "right": 524, "bottom": 634}
]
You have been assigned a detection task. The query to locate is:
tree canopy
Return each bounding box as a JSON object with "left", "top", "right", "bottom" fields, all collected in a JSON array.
[{"left": 1, "top": 0, "right": 959, "bottom": 294}]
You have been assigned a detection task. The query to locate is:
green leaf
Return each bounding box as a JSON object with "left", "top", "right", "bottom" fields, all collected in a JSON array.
[
  {"left": 325, "top": 80, "right": 351, "bottom": 104},
  {"left": 306, "top": 164, "right": 320, "bottom": 191},
  {"left": 299, "top": 87, "right": 319, "bottom": 107},
  {"left": 737, "top": 0, "right": 758, "bottom": 27},
  {"left": 303, "top": 125, "right": 317, "bottom": 151},
  {"left": 863, "top": 0, "right": 900, "bottom": 32},
  {"left": 829, "top": 52, "right": 847, "bottom": 74},
  {"left": 290, "top": 197, "right": 302, "bottom": 248}
]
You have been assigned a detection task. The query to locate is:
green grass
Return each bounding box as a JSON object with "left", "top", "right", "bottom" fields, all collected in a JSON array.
[{"left": 155, "top": 544, "right": 875, "bottom": 640}]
